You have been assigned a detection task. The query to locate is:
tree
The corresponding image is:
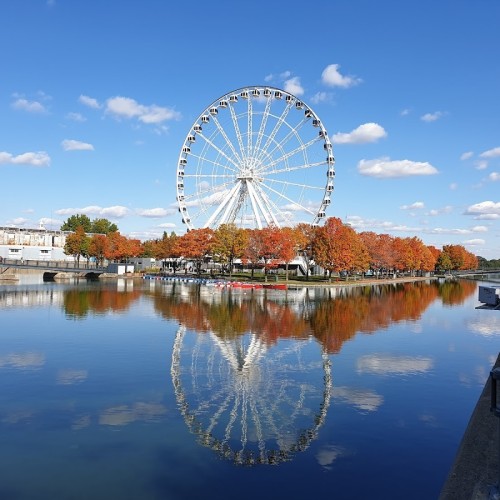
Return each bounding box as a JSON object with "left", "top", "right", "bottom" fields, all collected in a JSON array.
[
  {"left": 275, "top": 227, "right": 298, "bottom": 281},
  {"left": 88, "top": 234, "right": 108, "bottom": 267},
  {"left": 259, "top": 225, "right": 282, "bottom": 278},
  {"left": 242, "top": 229, "right": 264, "bottom": 278},
  {"left": 313, "top": 217, "right": 359, "bottom": 279},
  {"left": 91, "top": 218, "right": 118, "bottom": 235},
  {"left": 179, "top": 228, "right": 214, "bottom": 275},
  {"left": 63, "top": 226, "right": 88, "bottom": 265},
  {"left": 104, "top": 232, "right": 130, "bottom": 262},
  {"left": 212, "top": 224, "right": 247, "bottom": 276},
  {"left": 295, "top": 223, "right": 318, "bottom": 280},
  {"left": 61, "top": 214, "right": 91, "bottom": 232}
]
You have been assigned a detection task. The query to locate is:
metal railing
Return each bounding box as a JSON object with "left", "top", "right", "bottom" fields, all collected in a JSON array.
[{"left": 0, "top": 258, "right": 106, "bottom": 272}]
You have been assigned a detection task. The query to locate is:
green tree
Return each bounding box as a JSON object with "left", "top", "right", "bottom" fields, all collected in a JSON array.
[
  {"left": 91, "top": 218, "right": 118, "bottom": 235},
  {"left": 61, "top": 214, "right": 92, "bottom": 232}
]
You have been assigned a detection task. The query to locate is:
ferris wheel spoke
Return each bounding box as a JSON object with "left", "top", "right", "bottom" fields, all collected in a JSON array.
[
  {"left": 211, "top": 114, "right": 243, "bottom": 165},
  {"left": 252, "top": 95, "right": 273, "bottom": 157},
  {"left": 262, "top": 118, "right": 309, "bottom": 162},
  {"left": 187, "top": 154, "right": 239, "bottom": 175},
  {"left": 196, "top": 132, "right": 241, "bottom": 170},
  {"left": 204, "top": 181, "right": 242, "bottom": 228},
  {"left": 259, "top": 136, "right": 321, "bottom": 174},
  {"left": 262, "top": 176, "right": 325, "bottom": 191},
  {"left": 251, "top": 182, "right": 291, "bottom": 225},
  {"left": 255, "top": 101, "right": 294, "bottom": 164},
  {"left": 228, "top": 103, "right": 247, "bottom": 162},
  {"left": 257, "top": 181, "right": 316, "bottom": 216},
  {"left": 247, "top": 181, "right": 280, "bottom": 226},
  {"left": 247, "top": 96, "right": 253, "bottom": 158},
  {"left": 262, "top": 160, "right": 327, "bottom": 177}
]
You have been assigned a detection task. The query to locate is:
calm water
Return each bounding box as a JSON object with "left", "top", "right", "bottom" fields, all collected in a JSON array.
[{"left": 0, "top": 277, "right": 499, "bottom": 500}]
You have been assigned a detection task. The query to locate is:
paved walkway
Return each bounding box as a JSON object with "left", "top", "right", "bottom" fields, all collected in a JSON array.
[{"left": 440, "top": 353, "right": 500, "bottom": 499}]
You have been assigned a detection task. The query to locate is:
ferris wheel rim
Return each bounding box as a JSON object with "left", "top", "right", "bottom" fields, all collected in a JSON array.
[{"left": 176, "top": 85, "right": 335, "bottom": 230}]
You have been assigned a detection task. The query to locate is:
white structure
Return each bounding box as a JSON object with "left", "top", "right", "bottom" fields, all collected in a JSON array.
[{"left": 0, "top": 226, "right": 74, "bottom": 261}]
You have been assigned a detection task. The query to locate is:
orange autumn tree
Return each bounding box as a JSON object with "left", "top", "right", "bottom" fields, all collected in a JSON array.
[
  {"left": 179, "top": 228, "right": 214, "bottom": 275},
  {"left": 359, "top": 232, "right": 395, "bottom": 277},
  {"left": 259, "top": 225, "right": 282, "bottom": 278},
  {"left": 63, "top": 225, "right": 88, "bottom": 265},
  {"left": 88, "top": 234, "right": 107, "bottom": 267},
  {"left": 313, "top": 217, "right": 365, "bottom": 280},
  {"left": 104, "top": 232, "right": 130, "bottom": 262},
  {"left": 242, "top": 229, "right": 265, "bottom": 278},
  {"left": 275, "top": 226, "right": 299, "bottom": 281}
]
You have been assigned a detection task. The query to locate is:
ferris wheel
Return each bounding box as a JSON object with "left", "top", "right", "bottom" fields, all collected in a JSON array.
[
  {"left": 176, "top": 86, "right": 335, "bottom": 230},
  {"left": 171, "top": 325, "right": 332, "bottom": 466}
]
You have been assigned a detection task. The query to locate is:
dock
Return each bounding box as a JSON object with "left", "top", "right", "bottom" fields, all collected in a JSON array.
[{"left": 440, "top": 353, "right": 500, "bottom": 499}]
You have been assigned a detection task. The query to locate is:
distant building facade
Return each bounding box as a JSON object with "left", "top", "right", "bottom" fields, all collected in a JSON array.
[{"left": 0, "top": 226, "right": 73, "bottom": 261}]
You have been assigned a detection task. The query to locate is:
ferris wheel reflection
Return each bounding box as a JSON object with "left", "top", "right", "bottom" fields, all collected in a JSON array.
[{"left": 171, "top": 325, "right": 332, "bottom": 466}]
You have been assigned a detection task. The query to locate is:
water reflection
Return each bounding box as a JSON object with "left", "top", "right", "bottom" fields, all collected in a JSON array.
[{"left": 171, "top": 324, "right": 332, "bottom": 465}]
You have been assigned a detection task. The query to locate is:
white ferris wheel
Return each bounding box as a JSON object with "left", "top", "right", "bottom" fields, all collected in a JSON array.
[{"left": 176, "top": 86, "right": 335, "bottom": 230}]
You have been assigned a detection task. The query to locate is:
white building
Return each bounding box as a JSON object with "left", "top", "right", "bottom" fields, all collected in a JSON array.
[{"left": 0, "top": 226, "right": 74, "bottom": 261}]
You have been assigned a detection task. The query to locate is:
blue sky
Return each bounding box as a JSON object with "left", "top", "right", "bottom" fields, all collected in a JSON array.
[{"left": 1, "top": 0, "right": 499, "bottom": 259}]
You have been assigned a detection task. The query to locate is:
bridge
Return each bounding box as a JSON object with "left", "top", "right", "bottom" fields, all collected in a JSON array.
[{"left": 0, "top": 258, "right": 107, "bottom": 278}]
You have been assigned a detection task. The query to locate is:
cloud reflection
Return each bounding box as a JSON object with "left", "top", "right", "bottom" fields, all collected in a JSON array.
[
  {"left": 467, "top": 315, "right": 500, "bottom": 337},
  {"left": 356, "top": 354, "right": 434, "bottom": 375},
  {"left": 0, "top": 352, "right": 45, "bottom": 370},
  {"left": 99, "top": 402, "right": 167, "bottom": 426},
  {"left": 57, "top": 369, "right": 88, "bottom": 385},
  {"left": 332, "top": 386, "right": 384, "bottom": 412},
  {"left": 316, "top": 445, "right": 349, "bottom": 470}
]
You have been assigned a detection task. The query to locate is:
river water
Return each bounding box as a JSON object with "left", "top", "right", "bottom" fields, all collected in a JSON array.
[{"left": 0, "top": 277, "right": 498, "bottom": 500}]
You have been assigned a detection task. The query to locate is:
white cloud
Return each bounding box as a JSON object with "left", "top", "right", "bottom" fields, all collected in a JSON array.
[
  {"left": 471, "top": 225, "right": 488, "bottom": 232},
  {"left": 310, "top": 91, "right": 332, "bottom": 104},
  {"left": 480, "top": 146, "right": 500, "bottom": 159},
  {"left": 79, "top": 94, "right": 101, "bottom": 109},
  {"left": 0, "top": 151, "right": 50, "bottom": 167},
  {"left": 401, "top": 201, "right": 425, "bottom": 210},
  {"left": 463, "top": 238, "right": 485, "bottom": 246},
  {"left": 67, "top": 112, "right": 86, "bottom": 122},
  {"left": 106, "top": 96, "right": 181, "bottom": 124},
  {"left": 449, "top": 183, "right": 458, "bottom": 190},
  {"left": 357, "top": 354, "right": 434, "bottom": 375},
  {"left": 357, "top": 157, "right": 438, "bottom": 178},
  {"left": 488, "top": 172, "right": 500, "bottom": 181},
  {"left": 11, "top": 98, "right": 46, "bottom": 113},
  {"left": 283, "top": 76, "right": 304, "bottom": 96},
  {"left": 400, "top": 108, "right": 410, "bottom": 116},
  {"left": 55, "top": 205, "right": 129, "bottom": 218},
  {"left": 426, "top": 205, "right": 453, "bottom": 216},
  {"left": 8, "top": 217, "right": 29, "bottom": 226},
  {"left": 137, "top": 208, "right": 174, "bottom": 218},
  {"left": 464, "top": 201, "right": 500, "bottom": 218},
  {"left": 158, "top": 223, "right": 177, "bottom": 229},
  {"left": 321, "top": 64, "right": 361, "bottom": 88},
  {"left": 264, "top": 70, "right": 291, "bottom": 83},
  {"left": 61, "top": 139, "right": 94, "bottom": 151},
  {"left": 460, "top": 151, "right": 474, "bottom": 161},
  {"left": 332, "top": 122, "right": 387, "bottom": 145},
  {"left": 421, "top": 111, "right": 445, "bottom": 122},
  {"left": 475, "top": 160, "right": 488, "bottom": 170}
]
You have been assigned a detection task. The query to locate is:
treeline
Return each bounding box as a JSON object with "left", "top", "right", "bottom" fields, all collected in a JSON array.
[{"left": 62, "top": 215, "right": 479, "bottom": 277}]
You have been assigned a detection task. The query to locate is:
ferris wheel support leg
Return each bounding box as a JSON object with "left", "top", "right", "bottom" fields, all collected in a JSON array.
[{"left": 204, "top": 182, "right": 241, "bottom": 228}]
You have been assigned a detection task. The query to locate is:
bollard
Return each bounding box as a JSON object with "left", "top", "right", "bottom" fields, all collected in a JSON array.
[{"left": 491, "top": 367, "right": 500, "bottom": 499}]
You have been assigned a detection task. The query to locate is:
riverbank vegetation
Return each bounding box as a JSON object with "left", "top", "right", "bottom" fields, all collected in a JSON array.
[{"left": 61, "top": 215, "right": 481, "bottom": 279}]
